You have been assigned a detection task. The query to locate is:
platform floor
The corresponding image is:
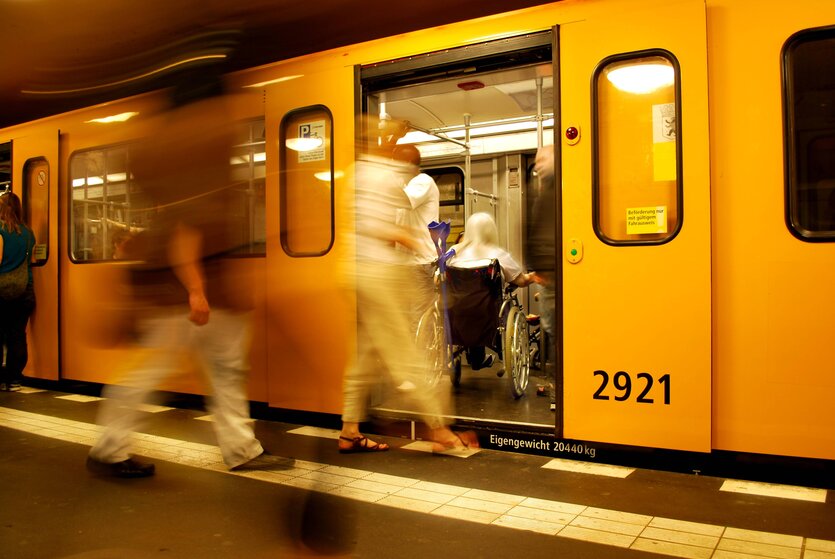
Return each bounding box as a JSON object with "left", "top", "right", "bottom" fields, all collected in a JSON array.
[{"left": 1, "top": 386, "right": 834, "bottom": 559}]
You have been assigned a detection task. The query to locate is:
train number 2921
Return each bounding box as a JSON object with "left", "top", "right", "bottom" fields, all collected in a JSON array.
[{"left": 592, "top": 370, "right": 670, "bottom": 405}]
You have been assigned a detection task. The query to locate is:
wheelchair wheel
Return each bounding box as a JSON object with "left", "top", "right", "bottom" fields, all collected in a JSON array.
[
  {"left": 415, "top": 304, "right": 445, "bottom": 387},
  {"left": 503, "top": 306, "right": 530, "bottom": 399}
]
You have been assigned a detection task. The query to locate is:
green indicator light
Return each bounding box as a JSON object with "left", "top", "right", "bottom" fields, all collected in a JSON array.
[{"left": 570, "top": 249, "right": 578, "bottom": 256}]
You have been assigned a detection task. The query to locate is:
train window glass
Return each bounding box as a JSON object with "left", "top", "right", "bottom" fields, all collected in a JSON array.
[
  {"left": 784, "top": 28, "right": 835, "bottom": 240},
  {"left": 70, "top": 120, "right": 267, "bottom": 262},
  {"left": 427, "top": 167, "right": 465, "bottom": 238},
  {"left": 593, "top": 51, "right": 682, "bottom": 245},
  {"left": 230, "top": 118, "right": 267, "bottom": 255},
  {"left": 279, "top": 106, "right": 334, "bottom": 256},
  {"left": 22, "top": 158, "right": 49, "bottom": 265},
  {"left": 70, "top": 146, "right": 144, "bottom": 262},
  {"left": 0, "top": 142, "right": 10, "bottom": 193}
]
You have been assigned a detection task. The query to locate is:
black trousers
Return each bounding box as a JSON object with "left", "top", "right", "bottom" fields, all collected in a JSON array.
[{"left": 0, "top": 284, "right": 36, "bottom": 384}]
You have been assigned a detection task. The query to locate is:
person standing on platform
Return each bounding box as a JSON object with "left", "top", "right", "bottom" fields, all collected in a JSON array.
[{"left": 0, "top": 192, "right": 36, "bottom": 392}]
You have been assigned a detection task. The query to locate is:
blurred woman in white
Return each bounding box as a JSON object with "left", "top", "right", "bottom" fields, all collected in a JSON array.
[{"left": 338, "top": 117, "right": 477, "bottom": 454}]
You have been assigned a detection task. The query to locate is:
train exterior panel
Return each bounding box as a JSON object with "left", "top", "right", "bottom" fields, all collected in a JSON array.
[
  {"left": 1, "top": 0, "right": 833, "bottom": 463},
  {"left": 708, "top": 0, "right": 835, "bottom": 460}
]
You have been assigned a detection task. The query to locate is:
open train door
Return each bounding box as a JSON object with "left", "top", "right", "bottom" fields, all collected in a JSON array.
[
  {"left": 8, "top": 125, "right": 60, "bottom": 380},
  {"left": 260, "top": 66, "right": 356, "bottom": 415},
  {"left": 559, "top": 0, "right": 711, "bottom": 451}
]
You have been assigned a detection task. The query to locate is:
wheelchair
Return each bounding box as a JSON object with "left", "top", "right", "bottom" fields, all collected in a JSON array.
[{"left": 416, "top": 258, "right": 532, "bottom": 399}]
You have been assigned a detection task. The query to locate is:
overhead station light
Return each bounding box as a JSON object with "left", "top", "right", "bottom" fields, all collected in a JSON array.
[
  {"left": 398, "top": 116, "right": 555, "bottom": 144},
  {"left": 230, "top": 153, "right": 267, "bottom": 165},
  {"left": 24, "top": 54, "right": 227, "bottom": 96},
  {"left": 85, "top": 112, "right": 139, "bottom": 124},
  {"left": 243, "top": 75, "right": 304, "bottom": 88}
]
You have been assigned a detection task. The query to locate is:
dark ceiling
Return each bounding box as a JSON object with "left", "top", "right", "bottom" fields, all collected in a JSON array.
[{"left": 0, "top": 0, "right": 555, "bottom": 129}]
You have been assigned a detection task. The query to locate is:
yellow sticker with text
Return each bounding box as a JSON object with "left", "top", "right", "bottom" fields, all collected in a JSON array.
[{"left": 33, "top": 244, "right": 48, "bottom": 260}]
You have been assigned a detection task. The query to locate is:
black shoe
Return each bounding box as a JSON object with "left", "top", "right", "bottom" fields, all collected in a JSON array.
[
  {"left": 8, "top": 382, "right": 21, "bottom": 392},
  {"left": 472, "top": 354, "right": 495, "bottom": 371},
  {"left": 86, "top": 456, "right": 155, "bottom": 478},
  {"left": 230, "top": 451, "right": 295, "bottom": 472}
]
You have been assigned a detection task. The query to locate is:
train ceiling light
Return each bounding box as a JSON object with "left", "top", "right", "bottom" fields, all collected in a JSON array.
[{"left": 606, "top": 63, "right": 674, "bottom": 94}]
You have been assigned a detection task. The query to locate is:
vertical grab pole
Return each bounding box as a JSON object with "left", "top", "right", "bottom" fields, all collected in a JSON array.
[
  {"left": 464, "top": 113, "right": 472, "bottom": 211},
  {"left": 428, "top": 221, "right": 455, "bottom": 367},
  {"left": 536, "top": 77, "right": 544, "bottom": 149}
]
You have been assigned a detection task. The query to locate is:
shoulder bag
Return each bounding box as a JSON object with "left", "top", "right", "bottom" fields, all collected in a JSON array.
[{"left": 0, "top": 250, "right": 29, "bottom": 300}]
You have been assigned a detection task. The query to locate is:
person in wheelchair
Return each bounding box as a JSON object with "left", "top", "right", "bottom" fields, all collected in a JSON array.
[{"left": 447, "top": 212, "right": 536, "bottom": 371}]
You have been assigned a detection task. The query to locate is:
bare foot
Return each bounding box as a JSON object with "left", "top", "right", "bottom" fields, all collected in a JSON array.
[{"left": 431, "top": 429, "right": 479, "bottom": 453}]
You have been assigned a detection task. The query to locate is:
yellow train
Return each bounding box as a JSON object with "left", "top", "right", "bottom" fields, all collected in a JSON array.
[{"left": 2, "top": 0, "right": 833, "bottom": 465}]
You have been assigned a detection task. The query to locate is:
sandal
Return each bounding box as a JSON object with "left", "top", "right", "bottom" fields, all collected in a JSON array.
[{"left": 338, "top": 435, "right": 389, "bottom": 454}]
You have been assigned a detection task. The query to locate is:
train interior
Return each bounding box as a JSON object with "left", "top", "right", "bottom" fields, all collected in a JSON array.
[{"left": 361, "top": 33, "right": 558, "bottom": 431}]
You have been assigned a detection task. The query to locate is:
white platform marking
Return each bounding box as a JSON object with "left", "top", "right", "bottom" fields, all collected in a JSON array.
[
  {"left": 287, "top": 425, "right": 340, "bottom": 439},
  {"left": 720, "top": 479, "right": 827, "bottom": 503},
  {"left": 401, "top": 440, "right": 480, "bottom": 457},
  {"left": 543, "top": 457, "right": 634, "bottom": 478},
  {"left": 807, "top": 538, "right": 835, "bottom": 553},
  {"left": 55, "top": 394, "right": 103, "bottom": 403},
  {"left": 136, "top": 403, "right": 175, "bottom": 413}
]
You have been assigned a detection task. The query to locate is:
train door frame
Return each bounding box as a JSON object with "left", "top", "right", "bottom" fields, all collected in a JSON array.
[{"left": 359, "top": 31, "right": 558, "bottom": 433}]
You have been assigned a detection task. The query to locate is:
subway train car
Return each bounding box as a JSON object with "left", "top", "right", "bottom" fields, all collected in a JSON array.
[{"left": 1, "top": 0, "right": 833, "bottom": 468}]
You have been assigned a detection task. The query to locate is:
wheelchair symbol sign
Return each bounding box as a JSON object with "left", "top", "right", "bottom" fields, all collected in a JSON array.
[{"left": 297, "top": 120, "right": 326, "bottom": 163}]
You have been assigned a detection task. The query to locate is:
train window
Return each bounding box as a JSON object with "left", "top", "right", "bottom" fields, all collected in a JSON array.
[
  {"left": 427, "top": 167, "right": 465, "bottom": 237},
  {"left": 783, "top": 27, "right": 835, "bottom": 241},
  {"left": 592, "top": 50, "right": 682, "bottom": 245},
  {"left": 70, "top": 146, "right": 141, "bottom": 262},
  {"left": 70, "top": 120, "right": 267, "bottom": 262},
  {"left": 279, "top": 106, "right": 334, "bottom": 256},
  {"left": 0, "top": 142, "right": 10, "bottom": 193},
  {"left": 22, "top": 158, "right": 49, "bottom": 265}
]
